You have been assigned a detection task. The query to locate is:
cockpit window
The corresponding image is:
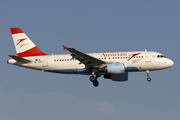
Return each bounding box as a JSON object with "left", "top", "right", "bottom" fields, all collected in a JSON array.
[{"left": 157, "top": 55, "right": 166, "bottom": 58}]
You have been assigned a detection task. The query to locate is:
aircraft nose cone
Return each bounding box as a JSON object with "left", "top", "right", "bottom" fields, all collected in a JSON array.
[
  {"left": 165, "top": 59, "right": 174, "bottom": 68},
  {"left": 169, "top": 59, "right": 174, "bottom": 67}
]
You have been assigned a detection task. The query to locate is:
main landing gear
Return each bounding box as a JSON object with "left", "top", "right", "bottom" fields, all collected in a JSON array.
[
  {"left": 146, "top": 70, "right": 151, "bottom": 82},
  {"left": 89, "top": 74, "right": 100, "bottom": 87}
]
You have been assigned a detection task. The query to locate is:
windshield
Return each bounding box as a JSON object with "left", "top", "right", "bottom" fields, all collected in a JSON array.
[{"left": 157, "top": 55, "right": 166, "bottom": 58}]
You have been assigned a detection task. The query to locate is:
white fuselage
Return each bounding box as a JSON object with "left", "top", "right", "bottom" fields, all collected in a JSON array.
[
  {"left": 8, "top": 51, "right": 174, "bottom": 75},
  {"left": 8, "top": 28, "right": 174, "bottom": 86}
]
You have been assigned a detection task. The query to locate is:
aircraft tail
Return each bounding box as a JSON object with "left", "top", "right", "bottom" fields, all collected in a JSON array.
[{"left": 10, "top": 28, "right": 46, "bottom": 57}]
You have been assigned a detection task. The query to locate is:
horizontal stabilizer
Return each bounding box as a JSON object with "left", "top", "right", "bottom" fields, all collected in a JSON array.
[{"left": 8, "top": 55, "right": 31, "bottom": 63}]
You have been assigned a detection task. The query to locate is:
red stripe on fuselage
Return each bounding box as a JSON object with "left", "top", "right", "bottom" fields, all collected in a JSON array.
[
  {"left": 17, "top": 46, "right": 47, "bottom": 57},
  {"left": 127, "top": 53, "right": 141, "bottom": 61}
]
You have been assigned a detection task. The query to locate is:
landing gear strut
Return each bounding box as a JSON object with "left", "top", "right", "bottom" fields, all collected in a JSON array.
[{"left": 146, "top": 70, "right": 151, "bottom": 82}]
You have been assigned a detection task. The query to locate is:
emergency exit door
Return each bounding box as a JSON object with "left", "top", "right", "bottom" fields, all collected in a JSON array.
[
  {"left": 145, "top": 52, "right": 151, "bottom": 62},
  {"left": 42, "top": 57, "right": 49, "bottom": 67}
]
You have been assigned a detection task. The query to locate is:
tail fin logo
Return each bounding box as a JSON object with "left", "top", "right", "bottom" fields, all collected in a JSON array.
[{"left": 16, "top": 38, "right": 27, "bottom": 46}]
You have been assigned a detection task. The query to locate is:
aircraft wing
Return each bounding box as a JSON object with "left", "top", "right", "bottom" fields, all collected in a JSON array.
[{"left": 62, "top": 45, "right": 106, "bottom": 69}]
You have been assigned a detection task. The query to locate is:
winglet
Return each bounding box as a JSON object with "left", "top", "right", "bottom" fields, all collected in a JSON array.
[{"left": 62, "top": 45, "right": 68, "bottom": 50}]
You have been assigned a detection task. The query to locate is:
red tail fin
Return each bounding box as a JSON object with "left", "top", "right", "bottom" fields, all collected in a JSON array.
[{"left": 11, "top": 28, "right": 47, "bottom": 57}]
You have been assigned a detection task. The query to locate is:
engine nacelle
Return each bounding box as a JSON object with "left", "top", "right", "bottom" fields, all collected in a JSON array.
[
  {"left": 104, "top": 72, "right": 128, "bottom": 82},
  {"left": 106, "top": 63, "right": 125, "bottom": 74}
]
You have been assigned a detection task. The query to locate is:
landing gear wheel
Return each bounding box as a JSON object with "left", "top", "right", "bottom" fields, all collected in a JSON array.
[
  {"left": 146, "top": 70, "right": 151, "bottom": 82},
  {"left": 90, "top": 75, "right": 96, "bottom": 82},
  {"left": 89, "top": 74, "right": 101, "bottom": 87},
  {"left": 147, "top": 77, "right": 151, "bottom": 82},
  {"left": 93, "top": 81, "right": 99, "bottom": 87}
]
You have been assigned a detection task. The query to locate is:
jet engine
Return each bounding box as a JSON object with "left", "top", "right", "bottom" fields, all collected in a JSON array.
[{"left": 99, "top": 63, "right": 125, "bottom": 74}]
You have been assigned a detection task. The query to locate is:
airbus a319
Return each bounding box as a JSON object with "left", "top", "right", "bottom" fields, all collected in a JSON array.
[{"left": 7, "top": 28, "right": 174, "bottom": 87}]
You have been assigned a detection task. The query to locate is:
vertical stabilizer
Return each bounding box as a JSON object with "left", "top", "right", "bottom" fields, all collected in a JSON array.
[{"left": 10, "top": 28, "right": 46, "bottom": 57}]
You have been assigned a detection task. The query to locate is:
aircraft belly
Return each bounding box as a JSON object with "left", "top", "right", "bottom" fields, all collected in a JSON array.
[{"left": 47, "top": 68, "right": 91, "bottom": 74}]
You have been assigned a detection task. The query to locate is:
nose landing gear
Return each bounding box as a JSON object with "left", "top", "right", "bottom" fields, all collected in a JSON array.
[
  {"left": 146, "top": 70, "right": 151, "bottom": 82},
  {"left": 147, "top": 77, "right": 151, "bottom": 82}
]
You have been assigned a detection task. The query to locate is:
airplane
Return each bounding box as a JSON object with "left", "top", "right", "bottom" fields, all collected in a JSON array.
[{"left": 7, "top": 28, "right": 174, "bottom": 87}]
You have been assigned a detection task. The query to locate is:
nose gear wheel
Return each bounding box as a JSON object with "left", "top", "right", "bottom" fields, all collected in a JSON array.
[{"left": 146, "top": 70, "right": 152, "bottom": 82}]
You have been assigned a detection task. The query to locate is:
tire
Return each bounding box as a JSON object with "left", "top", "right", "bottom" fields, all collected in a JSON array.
[
  {"left": 90, "top": 76, "right": 96, "bottom": 82},
  {"left": 147, "top": 77, "right": 151, "bottom": 82},
  {"left": 93, "top": 81, "right": 99, "bottom": 87}
]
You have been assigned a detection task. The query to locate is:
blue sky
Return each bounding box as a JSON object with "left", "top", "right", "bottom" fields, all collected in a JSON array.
[{"left": 1, "top": 0, "right": 180, "bottom": 120}]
